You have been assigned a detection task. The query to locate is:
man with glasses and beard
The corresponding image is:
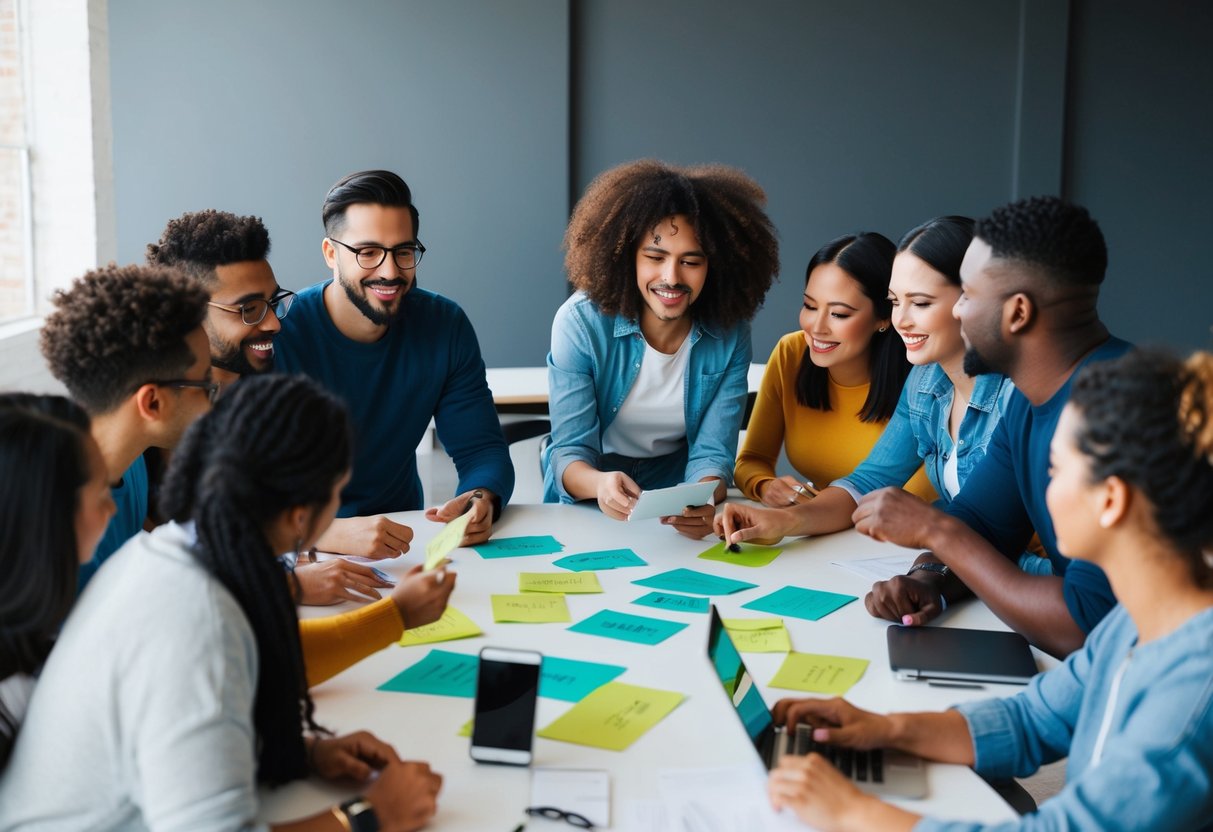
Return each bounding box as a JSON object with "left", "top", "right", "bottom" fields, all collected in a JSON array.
[{"left": 273, "top": 169, "right": 513, "bottom": 557}]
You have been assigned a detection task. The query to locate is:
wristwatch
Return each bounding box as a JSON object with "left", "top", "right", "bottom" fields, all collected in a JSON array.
[
  {"left": 907, "top": 562, "right": 951, "bottom": 579},
  {"left": 334, "top": 797, "right": 380, "bottom": 832}
]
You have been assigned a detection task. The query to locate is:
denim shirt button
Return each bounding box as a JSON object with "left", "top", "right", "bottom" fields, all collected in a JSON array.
[
  {"left": 959, "top": 439, "right": 965, "bottom": 445},
  {"left": 634, "top": 363, "right": 640, "bottom": 368}
]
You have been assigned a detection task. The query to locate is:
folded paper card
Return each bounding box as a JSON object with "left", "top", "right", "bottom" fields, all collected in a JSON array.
[
  {"left": 722, "top": 617, "right": 792, "bottom": 653},
  {"left": 378, "top": 649, "right": 478, "bottom": 697},
  {"left": 397, "top": 606, "right": 482, "bottom": 647},
  {"left": 472, "top": 535, "right": 564, "bottom": 559},
  {"left": 741, "top": 586, "right": 856, "bottom": 621},
  {"left": 768, "top": 652, "right": 870, "bottom": 695},
  {"left": 632, "top": 591, "right": 709, "bottom": 614},
  {"left": 519, "top": 571, "right": 604, "bottom": 594},
  {"left": 537, "top": 681, "right": 685, "bottom": 751},
  {"left": 697, "top": 541, "right": 783, "bottom": 568},
  {"left": 569, "top": 609, "right": 688, "bottom": 645},
  {"left": 553, "top": 548, "right": 648, "bottom": 572},
  {"left": 632, "top": 568, "right": 757, "bottom": 596},
  {"left": 491, "top": 593, "right": 572, "bottom": 623},
  {"left": 423, "top": 509, "right": 473, "bottom": 570}
]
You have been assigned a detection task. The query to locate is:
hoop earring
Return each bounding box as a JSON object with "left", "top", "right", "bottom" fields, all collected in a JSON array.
[{"left": 878, "top": 325, "right": 888, "bottom": 332}]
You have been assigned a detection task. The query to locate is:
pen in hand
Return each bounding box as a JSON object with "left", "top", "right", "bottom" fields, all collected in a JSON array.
[{"left": 463, "top": 489, "right": 484, "bottom": 514}]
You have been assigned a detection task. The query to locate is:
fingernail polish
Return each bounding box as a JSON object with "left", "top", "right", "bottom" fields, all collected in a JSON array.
[{"left": 902, "top": 614, "right": 913, "bottom": 626}]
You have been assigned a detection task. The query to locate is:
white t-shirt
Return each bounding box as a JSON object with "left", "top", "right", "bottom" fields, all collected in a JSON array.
[
  {"left": 602, "top": 334, "right": 692, "bottom": 458},
  {"left": 943, "top": 445, "right": 961, "bottom": 499}
]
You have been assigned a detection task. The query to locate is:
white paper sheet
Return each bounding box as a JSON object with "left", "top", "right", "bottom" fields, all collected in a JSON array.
[
  {"left": 530, "top": 768, "right": 610, "bottom": 828},
  {"left": 830, "top": 553, "right": 917, "bottom": 585},
  {"left": 628, "top": 481, "right": 717, "bottom": 521}
]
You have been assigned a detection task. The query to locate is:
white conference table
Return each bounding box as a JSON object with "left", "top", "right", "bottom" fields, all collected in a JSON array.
[
  {"left": 260, "top": 503, "right": 1034, "bottom": 830},
  {"left": 486, "top": 364, "right": 768, "bottom": 410}
]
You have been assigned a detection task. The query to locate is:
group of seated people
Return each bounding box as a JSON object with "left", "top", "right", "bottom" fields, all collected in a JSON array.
[{"left": 0, "top": 161, "right": 1208, "bottom": 830}]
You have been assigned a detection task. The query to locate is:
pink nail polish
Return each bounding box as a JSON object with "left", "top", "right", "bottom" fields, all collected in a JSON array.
[{"left": 902, "top": 614, "right": 913, "bottom": 626}]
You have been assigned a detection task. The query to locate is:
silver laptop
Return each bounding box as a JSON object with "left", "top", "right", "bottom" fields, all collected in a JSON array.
[{"left": 707, "top": 606, "right": 927, "bottom": 798}]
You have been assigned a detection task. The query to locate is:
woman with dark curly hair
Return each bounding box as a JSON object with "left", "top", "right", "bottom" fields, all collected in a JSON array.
[
  {"left": 735, "top": 231, "right": 935, "bottom": 508},
  {"left": 542, "top": 159, "right": 779, "bottom": 538}
]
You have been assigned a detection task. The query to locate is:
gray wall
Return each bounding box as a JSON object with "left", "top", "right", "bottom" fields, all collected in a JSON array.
[{"left": 109, "top": 1, "right": 1213, "bottom": 366}]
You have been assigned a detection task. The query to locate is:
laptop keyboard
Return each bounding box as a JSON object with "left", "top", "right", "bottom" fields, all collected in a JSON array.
[{"left": 790, "top": 724, "right": 883, "bottom": 783}]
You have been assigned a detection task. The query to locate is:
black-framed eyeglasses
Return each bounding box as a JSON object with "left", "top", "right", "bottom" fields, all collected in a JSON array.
[
  {"left": 149, "top": 378, "right": 220, "bottom": 404},
  {"left": 525, "top": 806, "right": 594, "bottom": 829},
  {"left": 328, "top": 237, "right": 426, "bottom": 270},
  {"left": 208, "top": 289, "right": 296, "bottom": 326}
]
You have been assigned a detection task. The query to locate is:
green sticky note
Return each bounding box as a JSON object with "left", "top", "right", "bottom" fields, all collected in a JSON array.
[
  {"left": 519, "top": 571, "right": 604, "bottom": 594},
  {"left": 397, "top": 605, "right": 482, "bottom": 647},
  {"left": 742, "top": 585, "right": 857, "bottom": 621},
  {"left": 632, "top": 568, "right": 757, "bottom": 596},
  {"left": 553, "top": 548, "right": 648, "bottom": 571},
  {"left": 378, "top": 649, "right": 478, "bottom": 697},
  {"left": 540, "top": 656, "right": 627, "bottom": 702},
  {"left": 568, "top": 609, "right": 688, "bottom": 645},
  {"left": 722, "top": 617, "right": 792, "bottom": 653},
  {"left": 457, "top": 719, "right": 473, "bottom": 738},
  {"left": 491, "top": 593, "right": 572, "bottom": 623},
  {"left": 537, "top": 681, "right": 685, "bottom": 751},
  {"left": 632, "top": 591, "right": 710, "bottom": 614},
  {"left": 424, "top": 510, "right": 473, "bottom": 570},
  {"left": 769, "top": 652, "right": 870, "bottom": 695},
  {"left": 697, "top": 540, "right": 783, "bottom": 568},
  {"left": 473, "top": 535, "right": 564, "bottom": 559}
]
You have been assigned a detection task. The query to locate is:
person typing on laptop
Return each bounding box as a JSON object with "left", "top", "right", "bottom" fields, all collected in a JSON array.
[{"left": 765, "top": 348, "right": 1213, "bottom": 831}]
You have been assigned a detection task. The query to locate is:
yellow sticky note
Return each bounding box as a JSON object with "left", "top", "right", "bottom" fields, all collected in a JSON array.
[
  {"left": 722, "top": 617, "right": 792, "bottom": 653},
  {"left": 424, "top": 510, "right": 473, "bottom": 570},
  {"left": 769, "top": 652, "right": 869, "bottom": 695},
  {"left": 491, "top": 593, "right": 572, "bottom": 623},
  {"left": 538, "top": 681, "right": 684, "bottom": 751},
  {"left": 457, "top": 719, "right": 473, "bottom": 738},
  {"left": 519, "top": 571, "right": 604, "bottom": 594},
  {"left": 397, "top": 605, "right": 482, "bottom": 647}
]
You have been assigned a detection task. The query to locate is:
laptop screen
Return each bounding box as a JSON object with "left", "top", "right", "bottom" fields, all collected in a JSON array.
[{"left": 707, "top": 606, "right": 774, "bottom": 745}]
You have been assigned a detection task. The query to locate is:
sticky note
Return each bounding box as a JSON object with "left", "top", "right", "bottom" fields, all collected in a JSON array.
[
  {"left": 540, "top": 656, "right": 627, "bottom": 702},
  {"left": 568, "top": 609, "right": 688, "bottom": 645},
  {"left": 537, "top": 681, "right": 685, "bottom": 751},
  {"left": 519, "top": 571, "right": 604, "bottom": 594},
  {"left": 397, "top": 606, "right": 482, "bottom": 647},
  {"left": 722, "top": 617, "right": 792, "bottom": 653},
  {"left": 491, "top": 593, "right": 572, "bottom": 623},
  {"left": 632, "top": 568, "right": 757, "bottom": 596},
  {"left": 553, "top": 548, "right": 649, "bottom": 572},
  {"left": 632, "top": 591, "right": 710, "bottom": 614},
  {"left": 741, "top": 586, "right": 857, "bottom": 621},
  {"left": 697, "top": 541, "right": 783, "bottom": 568},
  {"left": 457, "top": 719, "right": 473, "bottom": 737},
  {"left": 378, "top": 649, "right": 478, "bottom": 698},
  {"left": 424, "top": 510, "right": 473, "bottom": 570},
  {"left": 768, "top": 652, "right": 870, "bottom": 695},
  {"left": 473, "top": 535, "right": 564, "bottom": 559}
]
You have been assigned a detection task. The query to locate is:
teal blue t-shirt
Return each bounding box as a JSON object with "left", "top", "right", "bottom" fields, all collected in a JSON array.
[{"left": 77, "top": 454, "right": 148, "bottom": 593}]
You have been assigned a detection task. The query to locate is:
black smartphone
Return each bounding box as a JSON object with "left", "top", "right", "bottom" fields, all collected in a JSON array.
[{"left": 469, "top": 647, "right": 542, "bottom": 765}]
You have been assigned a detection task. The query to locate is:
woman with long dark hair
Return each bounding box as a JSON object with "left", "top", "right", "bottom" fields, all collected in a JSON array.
[{"left": 0, "top": 375, "right": 442, "bottom": 831}]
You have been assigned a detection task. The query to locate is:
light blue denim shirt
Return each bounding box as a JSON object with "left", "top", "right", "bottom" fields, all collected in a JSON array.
[
  {"left": 542, "top": 291, "right": 751, "bottom": 503},
  {"left": 835, "top": 363, "right": 1013, "bottom": 505},
  {"left": 916, "top": 604, "right": 1213, "bottom": 831}
]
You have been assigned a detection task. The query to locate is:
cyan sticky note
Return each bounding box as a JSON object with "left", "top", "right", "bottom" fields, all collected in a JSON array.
[
  {"left": 540, "top": 656, "right": 627, "bottom": 702},
  {"left": 741, "top": 586, "right": 857, "bottom": 621},
  {"left": 632, "top": 568, "right": 757, "bottom": 596},
  {"left": 632, "top": 591, "right": 710, "bottom": 614},
  {"left": 569, "top": 609, "right": 689, "bottom": 645},
  {"left": 377, "top": 649, "right": 478, "bottom": 698},
  {"left": 472, "top": 535, "right": 564, "bottom": 559},
  {"left": 553, "top": 548, "right": 649, "bottom": 572}
]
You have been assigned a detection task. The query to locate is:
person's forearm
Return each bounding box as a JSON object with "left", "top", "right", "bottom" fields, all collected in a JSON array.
[
  {"left": 923, "top": 515, "right": 1085, "bottom": 658},
  {"left": 561, "top": 460, "right": 605, "bottom": 502},
  {"left": 839, "top": 797, "right": 921, "bottom": 832},
  {"left": 886, "top": 710, "right": 974, "bottom": 765},
  {"left": 792, "top": 486, "right": 860, "bottom": 536}
]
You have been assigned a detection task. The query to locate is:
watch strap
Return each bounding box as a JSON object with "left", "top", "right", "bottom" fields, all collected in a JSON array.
[{"left": 337, "top": 797, "right": 380, "bottom": 832}]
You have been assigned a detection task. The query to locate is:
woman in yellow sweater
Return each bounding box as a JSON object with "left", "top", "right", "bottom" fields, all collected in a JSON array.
[{"left": 736, "top": 232, "right": 934, "bottom": 505}]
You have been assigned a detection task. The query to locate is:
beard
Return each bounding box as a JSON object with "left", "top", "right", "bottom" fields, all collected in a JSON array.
[
  {"left": 962, "top": 345, "right": 997, "bottom": 377},
  {"left": 339, "top": 269, "right": 408, "bottom": 327},
  {"left": 210, "top": 332, "right": 265, "bottom": 377}
]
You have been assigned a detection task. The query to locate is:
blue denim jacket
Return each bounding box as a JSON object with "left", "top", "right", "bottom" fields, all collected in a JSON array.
[
  {"left": 835, "top": 363, "right": 1013, "bottom": 505},
  {"left": 916, "top": 604, "right": 1213, "bottom": 831},
  {"left": 542, "top": 292, "right": 751, "bottom": 503}
]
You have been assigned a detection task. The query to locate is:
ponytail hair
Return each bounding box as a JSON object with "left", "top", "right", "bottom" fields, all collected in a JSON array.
[{"left": 160, "top": 374, "right": 351, "bottom": 786}]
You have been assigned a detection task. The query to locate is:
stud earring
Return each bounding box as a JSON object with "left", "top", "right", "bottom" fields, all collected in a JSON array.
[{"left": 879, "top": 325, "right": 888, "bottom": 332}]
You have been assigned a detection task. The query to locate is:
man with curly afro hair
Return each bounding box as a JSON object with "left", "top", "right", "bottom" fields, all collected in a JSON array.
[
  {"left": 147, "top": 209, "right": 293, "bottom": 394},
  {"left": 40, "top": 263, "right": 213, "bottom": 590},
  {"left": 542, "top": 159, "right": 779, "bottom": 539}
]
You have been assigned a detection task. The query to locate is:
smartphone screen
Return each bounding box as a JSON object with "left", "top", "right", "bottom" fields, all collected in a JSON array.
[{"left": 470, "top": 647, "right": 542, "bottom": 765}]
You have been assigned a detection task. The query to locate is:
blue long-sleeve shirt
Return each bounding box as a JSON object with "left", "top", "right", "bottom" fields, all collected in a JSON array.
[
  {"left": 275, "top": 281, "right": 513, "bottom": 515},
  {"left": 916, "top": 604, "right": 1213, "bottom": 831}
]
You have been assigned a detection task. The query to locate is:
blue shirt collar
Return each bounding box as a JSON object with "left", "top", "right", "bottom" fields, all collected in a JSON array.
[
  {"left": 916, "top": 364, "right": 1006, "bottom": 413},
  {"left": 611, "top": 314, "right": 720, "bottom": 341}
]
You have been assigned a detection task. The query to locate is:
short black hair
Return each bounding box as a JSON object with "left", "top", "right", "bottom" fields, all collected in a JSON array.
[
  {"left": 796, "top": 232, "right": 907, "bottom": 422},
  {"left": 322, "top": 169, "right": 420, "bottom": 237},
  {"left": 146, "top": 210, "right": 271, "bottom": 286},
  {"left": 975, "top": 196, "right": 1107, "bottom": 287},
  {"left": 40, "top": 264, "right": 209, "bottom": 415},
  {"left": 897, "top": 215, "right": 975, "bottom": 287}
]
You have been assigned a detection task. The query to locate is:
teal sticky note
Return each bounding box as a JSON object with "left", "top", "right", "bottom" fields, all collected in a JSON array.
[
  {"left": 553, "top": 548, "right": 649, "bottom": 571},
  {"left": 540, "top": 656, "right": 627, "bottom": 702},
  {"left": 377, "top": 649, "right": 478, "bottom": 698},
  {"left": 632, "top": 591, "right": 710, "bottom": 614},
  {"left": 632, "top": 568, "right": 757, "bottom": 596},
  {"left": 472, "top": 535, "right": 564, "bottom": 559},
  {"left": 741, "top": 586, "right": 857, "bottom": 621},
  {"left": 569, "top": 609, "right": 689, "bottom": 645}
]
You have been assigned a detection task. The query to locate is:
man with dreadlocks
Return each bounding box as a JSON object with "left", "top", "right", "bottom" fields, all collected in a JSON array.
[{"left": 542, "top": 160, "right": 780, "bottom": 539}]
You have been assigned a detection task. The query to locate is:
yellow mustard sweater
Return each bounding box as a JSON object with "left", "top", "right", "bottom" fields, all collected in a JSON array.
[
  {"left": 736, "top": 332, "right": 936, "bottom": 502},
  {"left": 299, "top": 597, "right": 404, "bottom": 688}
]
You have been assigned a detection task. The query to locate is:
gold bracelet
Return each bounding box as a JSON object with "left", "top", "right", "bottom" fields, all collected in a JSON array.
[{"left": 329, "top": 804, "right": 354, "bottom": 832}]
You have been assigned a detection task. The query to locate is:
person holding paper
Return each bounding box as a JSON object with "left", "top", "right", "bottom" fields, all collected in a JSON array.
[
  {"left": 734, "top": 230, "right": 935, "bottom": 507},
  {"left": 766, "top": 348, "right": 1213, "bottom": 832},
  {"left": 543, "top": 160, "right": 779, "bottom": 538},
  {"left": 0, "top": 375, "right": 444, "bottom": 831}
]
